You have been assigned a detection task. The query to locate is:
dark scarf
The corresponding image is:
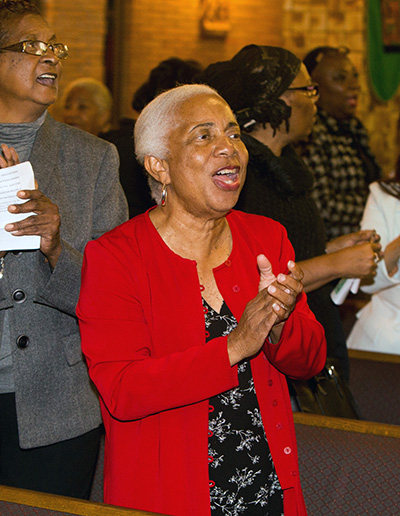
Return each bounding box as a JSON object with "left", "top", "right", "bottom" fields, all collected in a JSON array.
[
  {"left": 236, "top": 133, "right": 327, "bottom": 262},
  {"left": 236, "top": 133, "right": 348, "bottom": 377}
]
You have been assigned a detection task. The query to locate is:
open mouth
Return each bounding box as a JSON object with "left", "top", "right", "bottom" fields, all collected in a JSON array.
[
  {"left": 212, "top": 167, "right": 240, "bottom": 191},
  {"left": 37, "top": 73, "right": 57, "bottom": 86}
]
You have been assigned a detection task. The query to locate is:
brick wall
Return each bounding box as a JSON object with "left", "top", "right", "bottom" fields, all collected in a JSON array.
[
  {"left": 121, "top": 0, "right": 284, "bottom": 120},
  {"left": 44, "top": 0, "right": 399, "bottom": 175},
  {"left": 282, "top": 0, "right": 400, "bottom": 176},
  {"left": 42, "top": 0, "right": 108, "bottom": 120}
]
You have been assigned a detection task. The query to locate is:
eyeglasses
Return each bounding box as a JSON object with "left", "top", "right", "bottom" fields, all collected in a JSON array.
[
  {"left": 287, "top": 83, "right": 319, "bottom": 97},
  {"left": 0, "top": 40, "right": 69, "bottom": 59}
]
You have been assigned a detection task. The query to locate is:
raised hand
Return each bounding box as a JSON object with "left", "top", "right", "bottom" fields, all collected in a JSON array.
[
  {"left": 257, "top": 253, "right": 276, "bottom": 291},
  {"left": 227, "top": 258, "right": 304, "bottom": 366},
  {"left": 0, "top": 144, "right": 19, "bottom": 168}
]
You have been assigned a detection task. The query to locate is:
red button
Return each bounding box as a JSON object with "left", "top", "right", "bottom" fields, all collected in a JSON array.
[
  {"left": 208, "top": 456, "right": 214, "bottom": 464},
  {"left": 272, "top": 400, "right": 278, "bottom": 407},
  {"left": 209, "top": 405, "right": 215, "bottom": 413},
  {"left": 268, "top": 380, "right": 273, "bottom": 386},
  {"left": 284, "top": 446, "right": 292, "bottom": 455},
  {"left": 276, "top": 423, "right": 283, "bottom": 430},
  {"left": 203, "top": 306, "right": 208, "bottom": 314},
  {"left": 291, "top": 470, "right": 297, "bottom": 477},
  {"left": 209, "top": 480, "right": 215, "bottom": 488},
  {"left": 199, "top": 285, "right": 205, "bottom": 291},
  {"left": 205, "top": 331, "right": 210, "bottom": 338},
  {"left": 232, "top": 284, "right": 240, "bottom": 293},
  {"left": 208, "top": 430, "right": 213, "bottom": 437},
  {"left": 225, "top": 260, "right": 232, "bottom": 267}
]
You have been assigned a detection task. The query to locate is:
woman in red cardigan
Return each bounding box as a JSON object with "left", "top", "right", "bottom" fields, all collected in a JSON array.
[{"left": 77, "top": 84, "right": 326, "bottom": 516}]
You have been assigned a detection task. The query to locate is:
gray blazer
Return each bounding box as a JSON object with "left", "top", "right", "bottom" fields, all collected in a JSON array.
[{"left": 0, "top": 114, "right": 128, "bottom": 448}]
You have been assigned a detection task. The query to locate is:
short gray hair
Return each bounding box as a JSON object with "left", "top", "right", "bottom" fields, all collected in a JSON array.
[
  {"left": 62, "top": 77, "right": 113, "bottom": 114},
  {"left": 134, "top": 84, "right": 223, "bottom": 205}
]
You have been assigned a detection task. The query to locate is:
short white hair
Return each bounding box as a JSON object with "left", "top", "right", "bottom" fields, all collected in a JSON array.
[
  {"left": 134, "top": 84, "right": 224, "bottom": 205},
  {"left": 134, "top": 83, "right": 222, "bottom": 164}
]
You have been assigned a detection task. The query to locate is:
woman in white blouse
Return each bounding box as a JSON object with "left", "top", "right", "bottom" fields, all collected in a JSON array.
[{"left": 347, "top": 174, "right": 400, "bottom": 354}]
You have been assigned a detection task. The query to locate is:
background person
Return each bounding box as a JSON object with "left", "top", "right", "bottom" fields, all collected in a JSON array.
[
  {"left": 0, "top": 0, "right": 128, "bottom": 498},
  {"left": 296, "top": 46, "right": 381, "bottom": 241},
  {"left": 77, "top": 84, "right": 326, "bottom": 516},
  {"left": 61, "top": 76, "right": 113, "bottom": 136},
  {"left": 347, "top": 173, "right": 400, "bottom": 354},
  {"left": 198, "top": 44, "right": 381, "bottom": 383}
]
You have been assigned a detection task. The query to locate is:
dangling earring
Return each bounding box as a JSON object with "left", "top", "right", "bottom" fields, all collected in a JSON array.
[{"left": 161, "top": 183, "right": 168, "bottom": 207}]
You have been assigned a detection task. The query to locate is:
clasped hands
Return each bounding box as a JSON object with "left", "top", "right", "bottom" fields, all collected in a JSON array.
[
  {"left": 0, "top": 144, "right": 61, "bottom": 268},
  {"left": 326, "top": 229, "right": 383, "bottom": 278},
  {"left": 227, "top": 254, "right": 303, "bottom": 366}
]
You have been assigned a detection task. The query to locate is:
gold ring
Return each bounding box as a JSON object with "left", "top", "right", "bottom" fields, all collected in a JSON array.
[{"left": 374, "top": 252, "right": 380, "bottom": 263}]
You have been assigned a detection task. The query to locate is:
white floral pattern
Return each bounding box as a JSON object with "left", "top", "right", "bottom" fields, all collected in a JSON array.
[{"left": 203, "top": 299, "right": 284, "bottom": 515}]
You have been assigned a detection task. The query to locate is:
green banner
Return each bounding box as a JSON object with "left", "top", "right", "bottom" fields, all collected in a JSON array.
[{"left": 368, "top": 0, "right": 400, "bottom": 101}]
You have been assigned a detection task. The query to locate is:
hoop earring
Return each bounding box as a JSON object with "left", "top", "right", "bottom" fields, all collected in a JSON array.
[{"left": 161, "top": 184, "right": 168, "bottom": 207}]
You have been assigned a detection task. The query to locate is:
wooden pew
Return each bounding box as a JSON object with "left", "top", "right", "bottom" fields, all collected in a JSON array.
[
  {"left": 294, "top": 412, "right": 400, "bottom": 515},
  {"left": 0, "top": 485, "right": 168, "bottom": 516},
  {"left": 348, "top": 349, "right": 400, "bottom": 425}
]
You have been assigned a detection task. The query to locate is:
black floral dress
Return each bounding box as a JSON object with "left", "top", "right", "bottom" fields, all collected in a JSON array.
[{"left": 203, "top": 298, "right": 284, "bottom": 515}]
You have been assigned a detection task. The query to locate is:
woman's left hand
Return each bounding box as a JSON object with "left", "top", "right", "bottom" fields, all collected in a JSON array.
[
  {"left": 1, "top": 144, "right": 62, "bottom": 268},
  {"left": 265, "top": 259, "right": 304, "bottom": 343},
  {"left": 326, "top": 229, "right": 380, "bottom": 253},
  {"left": 5, "top": 189, "right": 62, "bottom": 268}
]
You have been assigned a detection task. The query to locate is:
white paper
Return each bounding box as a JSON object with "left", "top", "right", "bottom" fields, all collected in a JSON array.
[
  {"left": 330, "top": 277, "right": 360, "bottom": 305},
  {"left": 0, "top": 161, "right": 40, "bottom": 250}
]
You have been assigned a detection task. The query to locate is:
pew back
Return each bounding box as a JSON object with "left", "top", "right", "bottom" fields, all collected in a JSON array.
[
  {"left": 294, "top": 412, "right": 400, "bottom": 515},
  {"left": 348, "top": 349, "right": 400, "bottom": 425}
]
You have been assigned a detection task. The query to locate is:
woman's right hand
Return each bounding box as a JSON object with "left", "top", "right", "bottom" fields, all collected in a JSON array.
[
  {"left": 335, "top": 240, "right": 382, "bottom": 278},
  {"left": 227, "top": 257, "right": 304, "bottom": 366},
  {"left": 0, "top": 144, "right": 19, "bottom": 168}
]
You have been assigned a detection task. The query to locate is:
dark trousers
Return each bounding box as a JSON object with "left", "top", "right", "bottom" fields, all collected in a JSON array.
[{"left": 0, "top": 392, "right": 101, "bottom": 499}]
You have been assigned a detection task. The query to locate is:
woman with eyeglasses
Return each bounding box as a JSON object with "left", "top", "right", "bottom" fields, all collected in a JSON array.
[
  {"left": 0, "top": 0, "right": 127, "bottom": 498},
  {"left": 199, "top": 45, "right": 381, "bottom": 385},
  {"left": 296, "top": 47, "right": 382, "bottom": 241}
]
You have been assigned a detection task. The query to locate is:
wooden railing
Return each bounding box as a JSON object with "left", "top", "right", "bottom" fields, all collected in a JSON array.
[{"left": 0, "top": 485, "right": 168, "bottom": 516}]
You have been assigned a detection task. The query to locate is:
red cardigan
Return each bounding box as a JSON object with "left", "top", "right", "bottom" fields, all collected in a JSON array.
[{"left": 77, "top": 209, "right": 326, "bottom": 516}]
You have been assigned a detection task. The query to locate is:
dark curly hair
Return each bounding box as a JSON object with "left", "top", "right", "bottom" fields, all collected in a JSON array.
[
  {"left": 132, "top": 57, "right": 203, "bottom": 112},
  {"left": 0, "top": 1, "right": 41, "bottom": 47},
  {"left": 303, "top": 46, "right": 350, "bottom": 76},
  {"left": 198, "top": 44, "right": 301, "bottom": 135}
]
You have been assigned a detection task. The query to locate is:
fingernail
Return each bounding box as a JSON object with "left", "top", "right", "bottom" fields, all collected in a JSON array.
[
  {"left": 268, "top": 285, "right": 276, "bottom": 294},
  {"left": 278, "top": 273, "right": 285, "bottom": 282},
  {"left": 288, "top": 260, "right": 294, "bottom": 268},
  {"left": 272, "top": 303, "right": 280, "bottom": 312},
  {"left": 8, "top": 205, "right": 17, "bottom": 212},
  {"left": 4, "top": 224, "right": 13, "bottom": 231}
]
